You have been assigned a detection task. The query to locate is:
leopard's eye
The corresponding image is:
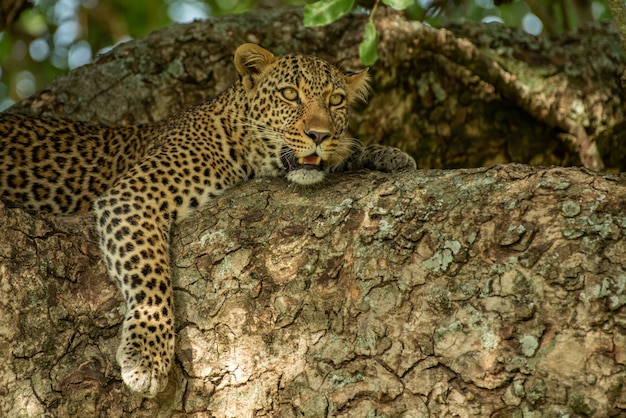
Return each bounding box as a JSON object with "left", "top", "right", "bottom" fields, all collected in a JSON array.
[
  {"left": 329, "top": 93, "right": 345, "bottom": 106},
  {"left": 281, "top": 87, "right": 299, "bottom": 102}
]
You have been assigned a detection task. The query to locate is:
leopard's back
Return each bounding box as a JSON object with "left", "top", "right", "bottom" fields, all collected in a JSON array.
[{"left": 0, "top": 113, "right": 158, "bottom": 213}]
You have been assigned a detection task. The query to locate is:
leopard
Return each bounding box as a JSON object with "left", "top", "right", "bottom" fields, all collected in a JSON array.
[{"left": 0, "top": 43, "right": 416, "bottom": 398}]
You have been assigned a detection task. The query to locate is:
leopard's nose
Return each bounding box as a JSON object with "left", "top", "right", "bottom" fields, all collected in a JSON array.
[{"left": 305, "top": 129, "right": 331, "bottom": 144}]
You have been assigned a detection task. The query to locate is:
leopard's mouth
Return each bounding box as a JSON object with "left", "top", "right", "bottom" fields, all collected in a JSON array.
[
  {"left": 281, "top": 149, "right": 324, "bottom": 172},
  {"left": 281, "top": 148, "right": 328, "bottom": 185}
]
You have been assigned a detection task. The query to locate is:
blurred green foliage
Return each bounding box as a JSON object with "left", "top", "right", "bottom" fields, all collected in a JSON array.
[{"left": 0, "top": 0, "right": 612, "bottom": 110}]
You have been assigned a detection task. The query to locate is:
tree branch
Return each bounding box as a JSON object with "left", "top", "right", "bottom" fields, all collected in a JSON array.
[
  {"left": 409, "top": 21, "right": 605, "bottom": 171},
  {"left": 2, "top": 165, "right": 626, "bottom": 415},
  {"left": 8, "top": 10, "right": 625, "bottom": 170}
]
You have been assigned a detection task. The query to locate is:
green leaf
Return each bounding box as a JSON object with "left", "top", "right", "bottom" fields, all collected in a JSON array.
[
  {"left": 382, "top": 0, "right": 413, "bottom": 10},
  {"left": 303, "top": 0, "right": 354, "bottom": 27},
  {"left": 358, "top": 22, "right": 379, "bottom": 66}
]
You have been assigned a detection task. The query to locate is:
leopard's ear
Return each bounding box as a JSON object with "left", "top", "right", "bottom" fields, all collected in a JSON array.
[
  {"left": 344, "top": 68, "right": 371, "bottom": 103},
  {"left": 235, "top": 44, "right": 277, "bottom": 91}
]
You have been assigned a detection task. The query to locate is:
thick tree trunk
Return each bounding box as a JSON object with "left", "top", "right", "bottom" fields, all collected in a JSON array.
[
  {"left": 2, "top": 7, "right": 626, "bottom": 417},
  {"left": 1, "top": 165, "right": 625, "bottom": 416}
]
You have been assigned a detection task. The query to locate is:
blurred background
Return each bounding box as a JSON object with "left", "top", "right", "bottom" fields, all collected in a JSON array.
[{"left": 0, "top": 0, "right": 613, "bottom": 111}]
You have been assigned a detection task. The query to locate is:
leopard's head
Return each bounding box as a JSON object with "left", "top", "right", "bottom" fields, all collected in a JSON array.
[{"left": 234, "top": 43, "right": 369, "bottom": 185}]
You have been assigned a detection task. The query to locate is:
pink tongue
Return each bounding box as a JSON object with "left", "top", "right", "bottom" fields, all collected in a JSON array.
[{"left": 303, "top": 155, "right": 319, "bottom": 165}]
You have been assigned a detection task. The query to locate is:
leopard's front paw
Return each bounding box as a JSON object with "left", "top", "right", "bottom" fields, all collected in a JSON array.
[
  {"left": 117, "top": 313, "right": 175, "bottom": 397},
  {"left": 359, "top": 144, "right": 417, "bottom": 173}
]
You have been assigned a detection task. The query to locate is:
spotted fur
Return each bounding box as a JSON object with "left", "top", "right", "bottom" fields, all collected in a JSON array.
[{"left": 0, "top": 44, "right": 415, "bottom": 397}]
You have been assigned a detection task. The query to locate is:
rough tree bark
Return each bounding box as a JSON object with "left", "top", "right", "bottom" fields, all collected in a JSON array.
[
  {"left": 2, "top": 166, "right": 626, "bottom": 416},
  {"left": 1, "top": 7, "right": 626, "bottom": 417}
]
